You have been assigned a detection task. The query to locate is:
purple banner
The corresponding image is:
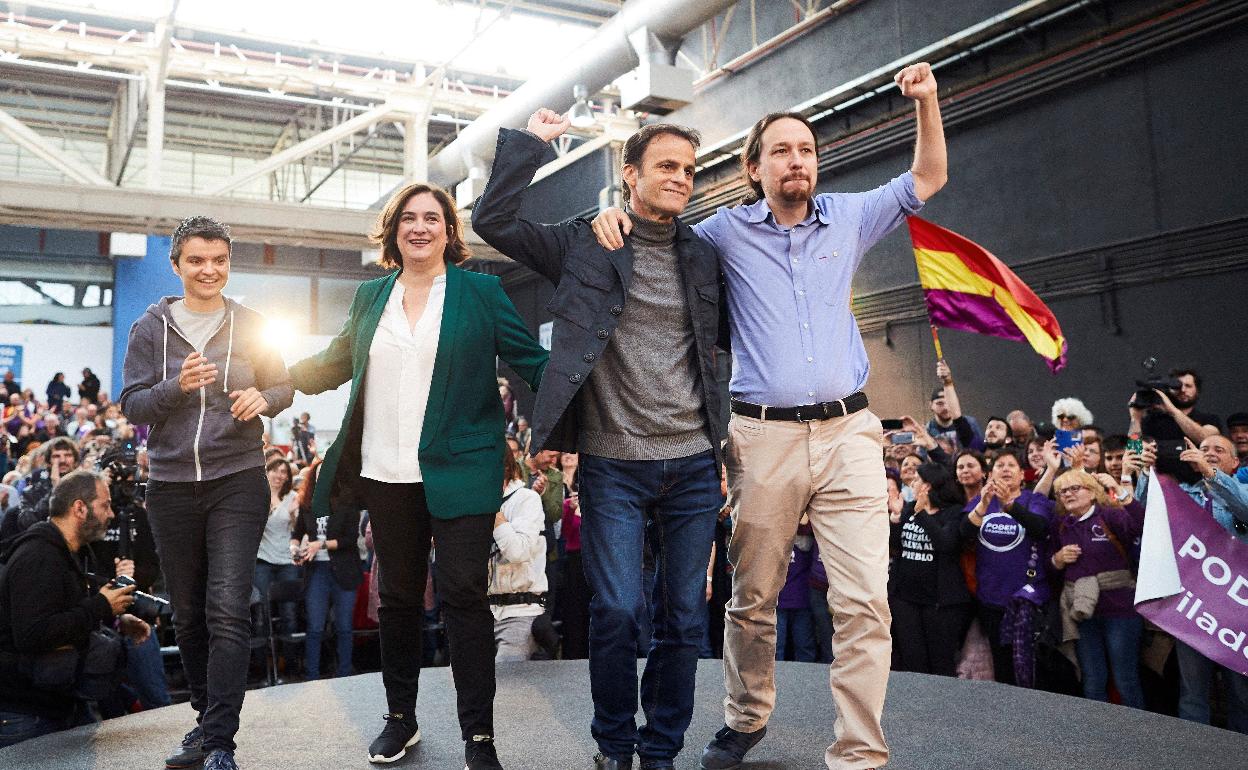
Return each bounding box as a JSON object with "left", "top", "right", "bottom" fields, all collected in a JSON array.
[{"left": 1136, "top": 475, "right": 1248, "bottom": 676}]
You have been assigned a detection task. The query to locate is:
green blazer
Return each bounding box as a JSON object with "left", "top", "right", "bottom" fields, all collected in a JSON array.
[{"left": 290, "top": 264, "right": 547, "bottom": 520}]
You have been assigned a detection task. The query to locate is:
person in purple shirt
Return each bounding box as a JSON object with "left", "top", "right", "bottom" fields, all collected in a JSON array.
[
  {"left": 1048, "top": 469, "right": 1146, "bottom": 709},
  {"left": 595, "top": 62, "right": 946, "bottom": 770},
  {"left": 775, "top": 523, "right": 816, "bottom": 663},
  {"left": 960, "top": 448, "right": 1054, "bottom": 687}
]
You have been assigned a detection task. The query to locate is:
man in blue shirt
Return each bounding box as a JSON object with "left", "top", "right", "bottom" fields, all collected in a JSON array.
[{"left": 595, "top": 63, "right": 946, "bottom": 770}]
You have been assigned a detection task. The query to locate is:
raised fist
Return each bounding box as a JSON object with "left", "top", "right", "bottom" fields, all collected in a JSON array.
[
  {"left": 526, "top": 108, "right": 571, "bottom": 143},
  {"left": 895, "top": 62, "right": 937, "bottom": 102}
]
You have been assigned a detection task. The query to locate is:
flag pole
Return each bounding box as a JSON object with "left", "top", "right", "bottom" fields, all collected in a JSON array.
[{"left": 929, "top": 323, "right": 945, "bottom": 362}]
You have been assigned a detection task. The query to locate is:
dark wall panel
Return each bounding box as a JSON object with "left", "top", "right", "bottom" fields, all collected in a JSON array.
[{"left": 668, "top": 0, "right": 1021, "bottom": 148}]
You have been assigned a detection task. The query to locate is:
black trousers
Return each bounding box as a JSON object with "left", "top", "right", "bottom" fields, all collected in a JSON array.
[
  {"left": 146, "top": 467, "right": 269, "bottom": 753},
  {"left": 977, "top": 604, "right": 1016, "bottom": 685},
  {"left": 891, "top": 598, "right": 974, "bottom": 677},
  {"left": 359, "top": 478, "right": 495, "bottom": 739}
]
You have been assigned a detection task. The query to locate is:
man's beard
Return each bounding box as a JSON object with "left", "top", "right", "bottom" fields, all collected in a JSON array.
[
  {"left": 1172, "top": 392, "right": 1197, "bottom": 409},
  {"left": 774, "top": 176, "right": 811, "bottom": 203}
]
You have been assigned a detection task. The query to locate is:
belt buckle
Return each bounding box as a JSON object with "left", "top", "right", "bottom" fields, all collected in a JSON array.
[{"left": 796, "top": 403, "right": 828, "bottom": 423}]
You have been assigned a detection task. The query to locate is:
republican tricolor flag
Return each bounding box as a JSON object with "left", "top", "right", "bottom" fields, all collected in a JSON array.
[{"left": 907, "top": 216, "right": 1068, "bottom": 373}]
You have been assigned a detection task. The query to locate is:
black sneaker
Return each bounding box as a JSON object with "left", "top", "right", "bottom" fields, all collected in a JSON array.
[
  {"left": 368, "top": 713, "right": 421, "bottom": 764},
  {"left": 593, "top": 754, "right": 633, "bottom": 770},
  {"left": 165, "top": 725, "right": 207, "bottom": 769},
  {"left": 700, "top": 724, "right": 766, "bottom": 770},
  {"left": 639, "top": 760, "right": 674, "bottom": 770},
  {"left": 465, "top": 734, "right": 503, "bottom": 770},
  {"left": 203, "top": 750, "right": 238, "bottom": 770}
]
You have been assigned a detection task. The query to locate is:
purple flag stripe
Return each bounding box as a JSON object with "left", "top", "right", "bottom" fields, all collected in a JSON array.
[{"left": 923, "top": 288, "right": 1028, "bottom": 343}]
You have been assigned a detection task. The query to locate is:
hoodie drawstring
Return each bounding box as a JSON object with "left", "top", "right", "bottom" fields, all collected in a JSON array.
[
  {"left": 162, "top": 316, "right": 169, "bottom": 380},
  {"left": 222, "top": 310, "right": 234, "bottom": 393}
]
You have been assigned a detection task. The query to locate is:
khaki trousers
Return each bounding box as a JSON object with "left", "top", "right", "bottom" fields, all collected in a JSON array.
[{"left": 721, "top": 408, "right": 891, "bottom": 770}]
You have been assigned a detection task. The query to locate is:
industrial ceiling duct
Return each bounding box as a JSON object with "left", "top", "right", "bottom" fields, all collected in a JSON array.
[{"left": 424, "top": 0, "right": 738, "bottom": 191}]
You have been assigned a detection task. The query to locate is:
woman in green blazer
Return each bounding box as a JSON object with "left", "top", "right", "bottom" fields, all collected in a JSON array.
[{"left": 290, "top": 183, "right": 546, "bottom": 769}]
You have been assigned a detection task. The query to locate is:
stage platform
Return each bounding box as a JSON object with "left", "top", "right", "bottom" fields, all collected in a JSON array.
[{"left": 3, "top": 659, "right": 1245, "bottom": 769}]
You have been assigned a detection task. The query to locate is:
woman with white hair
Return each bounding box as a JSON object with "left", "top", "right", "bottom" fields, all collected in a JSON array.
[{"left": 1051, "top": 397, "right": 1094, "bottom": 431}]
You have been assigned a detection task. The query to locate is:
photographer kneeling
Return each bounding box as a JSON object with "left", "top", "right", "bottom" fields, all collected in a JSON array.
[{"left": 0, "top": 469, "right": 150, "bottom": 748}]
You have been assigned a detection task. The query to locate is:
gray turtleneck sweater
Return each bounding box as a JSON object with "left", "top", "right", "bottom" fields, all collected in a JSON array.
[{"left": 577, "top": 211, "right": 711, "bottom": 460}]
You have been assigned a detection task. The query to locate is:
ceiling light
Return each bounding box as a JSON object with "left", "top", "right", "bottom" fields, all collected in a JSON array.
[{"left": 569, "top": 84, "right": 596, "bottom": 128}]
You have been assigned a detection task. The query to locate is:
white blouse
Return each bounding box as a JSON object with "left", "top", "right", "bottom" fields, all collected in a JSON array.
[{"left": 360, "top": 276, "right": 446, "bottom": 483}]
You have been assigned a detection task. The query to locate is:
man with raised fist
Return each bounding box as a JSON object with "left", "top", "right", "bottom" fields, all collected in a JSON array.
[
  {"left": 593, "top": 62, "right": 948, "bottom": 770},
  {"left": 474, "top": 110, "right": 724, "bottom": 770}
]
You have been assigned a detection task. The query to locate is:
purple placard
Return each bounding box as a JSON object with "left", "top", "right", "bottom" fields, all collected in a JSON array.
[{"left": 1136, "top": 475, "right": 1248, "bottom": 676}]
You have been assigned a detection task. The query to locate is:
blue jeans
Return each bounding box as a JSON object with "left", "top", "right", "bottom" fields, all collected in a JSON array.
[
  {"left": 0, "top": 710, "right": 68, "bottom": 748},
  {"left": 775, "top": 607, "right": 818, "bottom": 662},
  {"left": 254, "top": 561, "right": 300, "bottom": 634},
  {"left": 1176, "top": 640, "right": 1248, "bottom": 733},
  {"left": 304, "top": 560, "right": 356, "bottom": 679},
  {"left": 579, "top": 451, "right": 720, "bottom": 764},
  {"left": 808, "top": 587, "right": 835, "bottom": 663},
  {"left": 1075, "top": 614, "right": 1145, "bottom": 709},
  {"left": 125, "top": 629, "right": 172, "bottom": 708}
]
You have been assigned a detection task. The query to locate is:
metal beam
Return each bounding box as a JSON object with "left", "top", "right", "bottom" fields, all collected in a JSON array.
[
  {"left": 106, "top": 78, "right": 142, "bottom": 183},
  {"left": 0, "top": 177, "right": 508, "bottom": 259},
  {"left": 145, "top": 2, "right": 178, "bottom": 190},
  {"left": 207, "top": 103, "right": 395, "bottom": 196},
  {"left": 0, "top": 106, "right": 112, "bottom": 186},
  {"left": 0, "top": 306, "right": 112, "bottom": 325},
  {"left": 0, "top": 255, "right": 112, "bottom": 283}
]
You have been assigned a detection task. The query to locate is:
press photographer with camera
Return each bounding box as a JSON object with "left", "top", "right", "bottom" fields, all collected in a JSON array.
[
  {"left": 0, "top": 437, "right": 78, "bottom": 548},
  {"left": 1128, "top": 366, "right": 1220, "bottom": 447},
  {"left": 0, "top": 470, "right": 150, "bottom": 748},
  {"left": 88, "top": 441, "right": 168, "bottom": 711}
]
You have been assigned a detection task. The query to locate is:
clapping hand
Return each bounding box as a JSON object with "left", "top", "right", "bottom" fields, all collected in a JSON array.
[{"left": 179, "top": 352, "right": 217, "bottom": 394}]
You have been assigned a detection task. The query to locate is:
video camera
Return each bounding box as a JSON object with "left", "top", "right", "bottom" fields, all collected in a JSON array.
[
  {"left": 1129, "top": 357, "right": 1181, "bottom": 411},
  {"left": 1130, "top": 357, "right": 1200, "bottom": 484},
  {"left": 95, "top": 439, "right": 145, "bottom": 559}
]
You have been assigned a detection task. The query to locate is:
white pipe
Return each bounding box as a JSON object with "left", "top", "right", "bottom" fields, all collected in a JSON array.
[{"left": 425, "top": 0, "right": 737, "bottom": 187}]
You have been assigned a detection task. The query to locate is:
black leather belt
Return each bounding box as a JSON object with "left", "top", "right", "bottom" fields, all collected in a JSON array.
[
  {"left": 488, "top": 592, "right": 547, "bottom": 607},
  {"left": 730, "top": 391, "right": 869, "bottom": 423}
]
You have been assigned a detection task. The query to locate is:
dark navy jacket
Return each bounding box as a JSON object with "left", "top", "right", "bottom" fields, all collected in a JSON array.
[{"left": 472, "top": 128, "right": 725, "bottom": 466}]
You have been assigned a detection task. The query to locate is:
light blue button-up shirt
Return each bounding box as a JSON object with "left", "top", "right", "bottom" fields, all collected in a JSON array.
[{"left": 693, "top": 171, "right": 924, "bottom": 407}]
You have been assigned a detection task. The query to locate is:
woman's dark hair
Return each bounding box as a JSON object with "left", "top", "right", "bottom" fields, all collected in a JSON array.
[
  {"left": 917, "top": 462, "right": 963, "bottom": 510},
  {"left": 297, "top": 458, "right": 322, "bottom": 517},
  {"left": 740, "top": 111, "right": 817, "bottom": 204},
  {"left": 371, "top": 182, "right": 470, "bottom": 269},
  {"left": 170, "top": 215, "right": 232, "bottom": 264},
  {"left": 266, "top": 457, "right": 293, "bottom": 499},
  {"left": 503, "top": 438, "right": 523, "bottom": 484},
  {"left": 989, "top": 446, "right": 1026, "bottom": 471},
  {"left": 954, "top": 449, "right": 988, "bottom": 474}
]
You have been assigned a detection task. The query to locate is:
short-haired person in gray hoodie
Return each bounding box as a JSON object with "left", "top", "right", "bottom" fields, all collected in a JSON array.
[{"left": 120, "top": 216, "right": 293, "bottom": 770}]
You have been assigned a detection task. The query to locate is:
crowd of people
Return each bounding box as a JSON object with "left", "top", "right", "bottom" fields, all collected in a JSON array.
[
  {"left": 0, "top": 59, "right": 1244, "bottom": 770},
  {"left": 11, "top": 356, "right": 1244, "bottom": 746}
]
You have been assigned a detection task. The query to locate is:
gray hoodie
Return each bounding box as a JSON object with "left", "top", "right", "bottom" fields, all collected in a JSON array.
[{"left": 120, "top": 296, "right": 294, "bottom": 482}]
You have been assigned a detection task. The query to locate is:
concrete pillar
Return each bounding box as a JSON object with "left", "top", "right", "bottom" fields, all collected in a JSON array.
[{"left": 110, "top": 235, "right": 181, "bottom": 401}]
